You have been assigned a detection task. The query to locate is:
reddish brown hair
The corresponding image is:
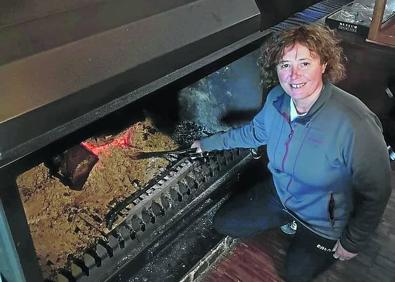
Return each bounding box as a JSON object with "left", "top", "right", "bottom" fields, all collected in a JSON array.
[{"left": 260, "top": 24, "right": 346, "bottom": 88}]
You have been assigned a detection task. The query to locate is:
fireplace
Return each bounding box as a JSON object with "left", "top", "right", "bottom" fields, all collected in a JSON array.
[{"left": 0, "top": 1, "right": 349, "bottom": 281}]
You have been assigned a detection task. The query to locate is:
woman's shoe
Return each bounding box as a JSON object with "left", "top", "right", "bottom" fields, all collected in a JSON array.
[{"left": 280, "top": 220, "right": 297, "bottom": 235}]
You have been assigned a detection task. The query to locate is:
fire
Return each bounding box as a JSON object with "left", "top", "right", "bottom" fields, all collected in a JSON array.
[{"left": 81, "top": 129, "right": 133, "bottom": 156}]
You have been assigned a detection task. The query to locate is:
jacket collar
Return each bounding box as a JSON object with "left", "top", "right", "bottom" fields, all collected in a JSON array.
[{"left": 273, "top": 81, "right": 333, "bottom": 125}]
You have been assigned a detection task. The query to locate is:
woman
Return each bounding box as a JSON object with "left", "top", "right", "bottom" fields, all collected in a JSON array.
[{"left": 192, "top": 24, "right": 391, "bottom": 281}]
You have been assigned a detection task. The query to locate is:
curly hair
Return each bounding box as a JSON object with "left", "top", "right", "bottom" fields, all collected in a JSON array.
[{"left": 259, "top": 24, "right": 346, "bottom": 89}]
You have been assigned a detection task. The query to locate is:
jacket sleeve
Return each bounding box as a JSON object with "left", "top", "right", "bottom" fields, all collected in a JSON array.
[
  {"left": 340, "top": 115, "right": 392, "bottom": 253},
  {"left": 199, "top": 99, "right": 269, "bottom": 152}
]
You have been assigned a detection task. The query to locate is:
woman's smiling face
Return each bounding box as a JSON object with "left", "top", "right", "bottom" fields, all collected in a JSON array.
[{"left": 276, "top": 42, "right": 326, "bottom": 106}]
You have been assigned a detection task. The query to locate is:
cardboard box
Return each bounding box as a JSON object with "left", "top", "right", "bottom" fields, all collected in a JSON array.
[{"left": 325, "top": 1, "right": 394, "bottom": 36}]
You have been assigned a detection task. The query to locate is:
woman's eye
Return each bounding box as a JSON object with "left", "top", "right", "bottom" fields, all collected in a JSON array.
[
  {"left": 301, "top": 62, "right": 310, "bottom": 67},
  {"left": 279, "top": 63, "right": 290, "bottom": 69}
]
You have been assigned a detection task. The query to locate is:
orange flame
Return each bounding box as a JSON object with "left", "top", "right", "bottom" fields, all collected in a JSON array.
[{"left": 81, "top": 129, "right": 132, "bottom": 156}]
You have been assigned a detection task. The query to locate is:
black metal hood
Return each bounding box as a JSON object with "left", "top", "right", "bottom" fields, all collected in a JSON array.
[{"left": 0, "top": 0, "right": 317, "bottom": 168}]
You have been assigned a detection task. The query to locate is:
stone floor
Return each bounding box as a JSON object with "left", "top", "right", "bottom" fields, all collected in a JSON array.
[{"left": 202, "top": 173, "right": 395, "bottom": 282}]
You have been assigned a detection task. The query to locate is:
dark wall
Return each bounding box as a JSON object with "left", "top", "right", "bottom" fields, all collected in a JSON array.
[{"left": 336, "top": 31, "right": 395, "bottom": 146}]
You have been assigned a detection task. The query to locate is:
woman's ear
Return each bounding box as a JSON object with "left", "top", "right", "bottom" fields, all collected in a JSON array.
[{"left": 322, "top": 62, "right": 327, "bottom": 74}]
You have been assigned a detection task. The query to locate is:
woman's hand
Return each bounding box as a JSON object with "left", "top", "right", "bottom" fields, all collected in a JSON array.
[
  {"left": 191, "top": 140, "right": 203, "bottom": 153},
  {"left": 332, "top": 240, "right": 358, "bottom": 261}
]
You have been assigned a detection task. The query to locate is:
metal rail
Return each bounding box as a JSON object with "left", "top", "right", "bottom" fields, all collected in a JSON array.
[{"left": 56, "top": 149, "right": 251, "bottom": 281}]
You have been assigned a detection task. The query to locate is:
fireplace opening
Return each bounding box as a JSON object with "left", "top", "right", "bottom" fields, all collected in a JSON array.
[{"left": 14, "top": 49, "right": 263, "bottom": 281}]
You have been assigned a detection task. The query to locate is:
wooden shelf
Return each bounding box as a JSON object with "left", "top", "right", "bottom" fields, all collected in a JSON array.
[{"left": 367, "top": 0, "right": 395, "bottom": 47}]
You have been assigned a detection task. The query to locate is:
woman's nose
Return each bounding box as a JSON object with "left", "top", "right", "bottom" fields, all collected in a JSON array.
[{"left": 290, "top": 65, "right": 301, "bottom": 79}]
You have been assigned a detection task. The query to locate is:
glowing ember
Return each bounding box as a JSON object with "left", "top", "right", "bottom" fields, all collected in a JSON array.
[{"left": 82, "top": 129, "right": 132, "bottom": 156}]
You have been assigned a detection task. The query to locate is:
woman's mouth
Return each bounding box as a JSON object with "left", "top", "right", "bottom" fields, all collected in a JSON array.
[{"left": 290, "top": 82, "right": 306, "bottom": 89}]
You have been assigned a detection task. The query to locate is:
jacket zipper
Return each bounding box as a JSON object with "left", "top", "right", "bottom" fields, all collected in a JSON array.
[{"left": 281, "top": 127, "right": 294, "bottom": 171}]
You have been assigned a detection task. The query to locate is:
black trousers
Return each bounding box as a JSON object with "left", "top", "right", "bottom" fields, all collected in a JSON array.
[{"left": 213, "top": 179, "right": 337, "bottom": 282}]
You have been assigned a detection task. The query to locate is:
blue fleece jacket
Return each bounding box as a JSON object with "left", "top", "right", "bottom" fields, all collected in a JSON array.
[{"left": 200, "top": 82, "right": 391, "bottom": 253}]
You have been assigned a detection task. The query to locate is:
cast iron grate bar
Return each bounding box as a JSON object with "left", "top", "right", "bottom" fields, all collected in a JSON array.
[{"left": 55, "top": 149, "right": 250, "bottom": 282}]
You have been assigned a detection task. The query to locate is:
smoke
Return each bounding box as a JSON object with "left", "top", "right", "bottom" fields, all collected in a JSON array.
[
  {"left": 178, "top": 50, "right": 263, "bottom": 134},
  {"left": 178, "top": 76, "right": 228, "bottom": 133}
]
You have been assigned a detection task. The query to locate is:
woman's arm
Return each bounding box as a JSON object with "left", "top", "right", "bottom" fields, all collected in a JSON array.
[
  {"left": 198, "top": 100, "right": 270, "bottom": 152},
  {"left": 340, "top": 116, "right": 392, "bottom": 253}
]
